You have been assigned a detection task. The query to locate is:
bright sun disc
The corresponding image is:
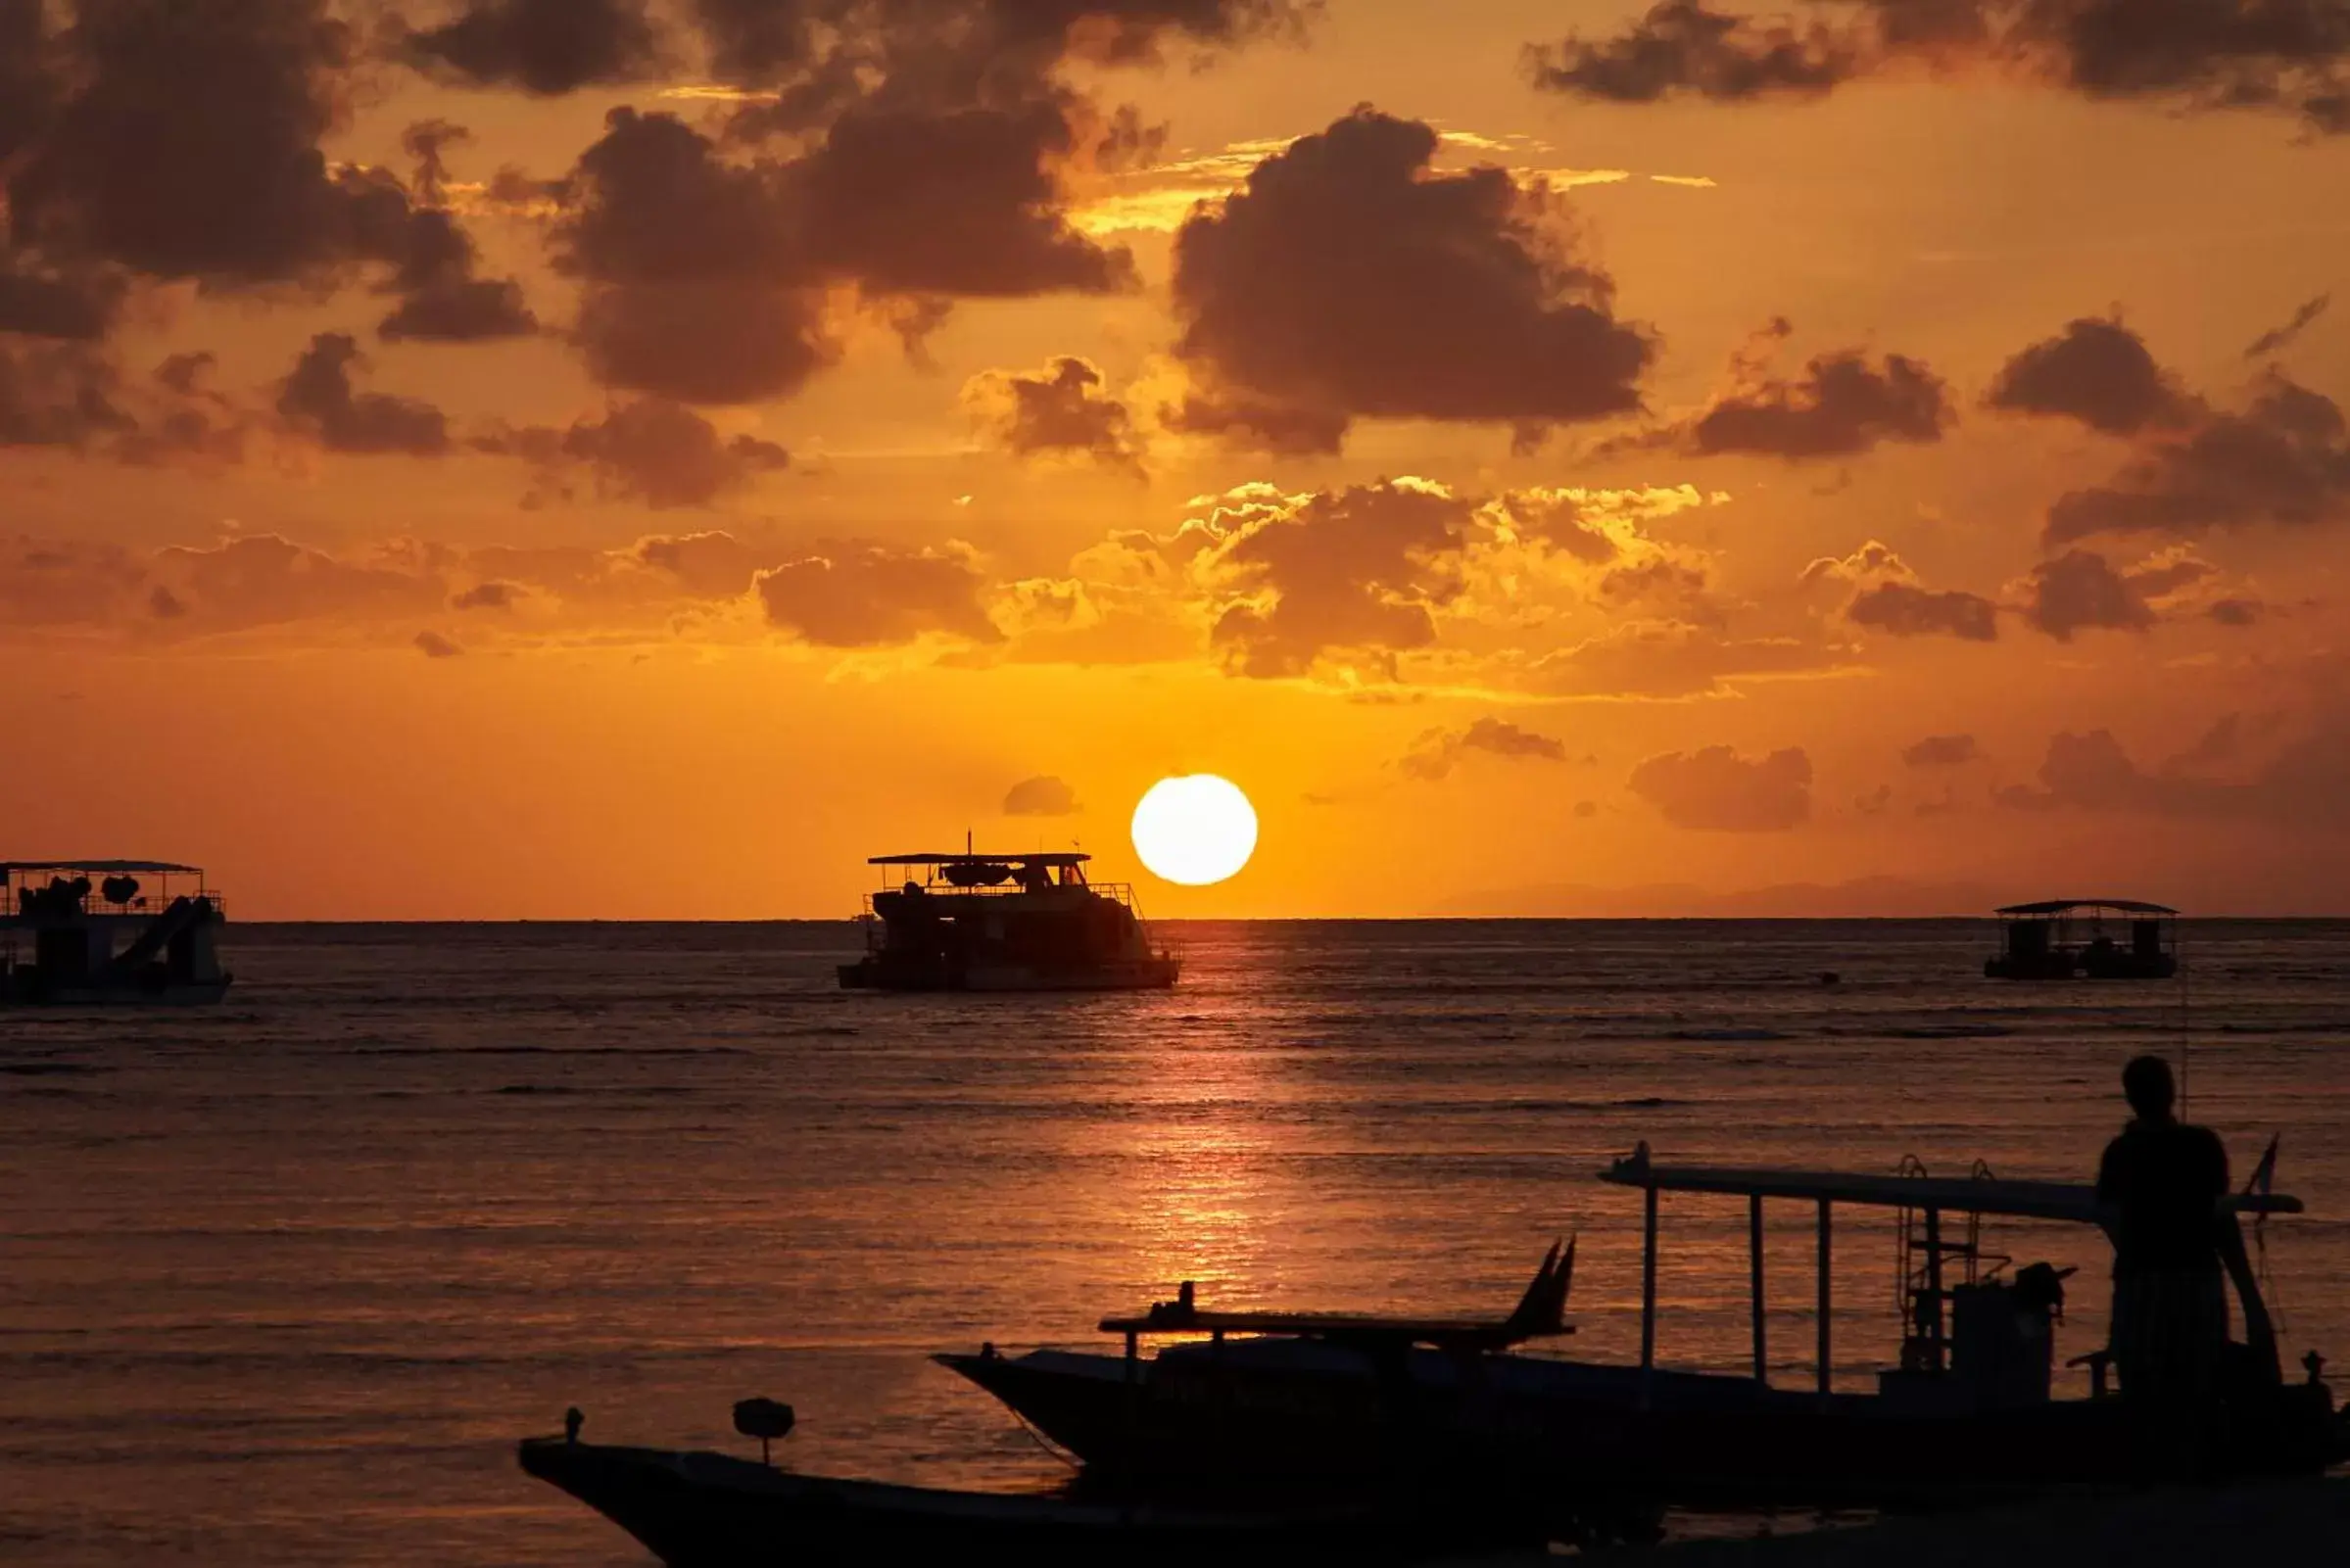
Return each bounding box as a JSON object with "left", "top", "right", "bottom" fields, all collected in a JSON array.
[{"left": 1130, "top": 775, "right": 1258, "bottom": 886}]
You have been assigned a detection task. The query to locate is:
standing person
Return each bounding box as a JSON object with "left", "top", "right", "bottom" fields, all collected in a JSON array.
[{"left": 2094, "top": 1054, "right": 2230, "bottom": 1402}]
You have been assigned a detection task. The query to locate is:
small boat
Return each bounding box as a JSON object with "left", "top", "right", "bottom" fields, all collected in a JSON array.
[
  {"left": 838, "top": 847, "right": 1179, "bottom": 992},
  {"left": 946, "top": 1144, "right": 2346, "bottom": 1511},
  {"left": 1986, "top": 899, "right": 2179, "bottom": 980},
  {"left": 515, "top": 1417, "right": 1539, "bottom": 1566},
  {"left": 2, "top": 860, "right": 231, "bottom": 1005}
]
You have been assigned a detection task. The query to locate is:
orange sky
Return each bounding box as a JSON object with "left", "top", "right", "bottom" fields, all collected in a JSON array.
[{"left": 6, "top": 1, "right": 2350, "bottom": 919}]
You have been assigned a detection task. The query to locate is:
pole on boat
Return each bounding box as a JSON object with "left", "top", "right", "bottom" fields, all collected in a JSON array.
[
  {"left": 1815, "top": 1199, "right": 1832, "bottom": 1406},
  {"left": 1640, "top": 1181, "right": 1659, "bottom": 1407},
  {"left": 1749, "top": 1193, "right": 1767, "bottom": 1387},
  {"left": 1923, "top": 1207, "right": 1944, "bottom": 1370}
]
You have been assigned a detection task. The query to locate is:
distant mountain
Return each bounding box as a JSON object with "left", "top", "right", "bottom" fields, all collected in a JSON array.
[{"left": 1433, "top": 875, "right": 2000, "bottom": 919}]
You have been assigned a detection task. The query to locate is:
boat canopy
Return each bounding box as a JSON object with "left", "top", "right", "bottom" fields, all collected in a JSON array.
[
  {"left": 1, "top": 860, "right": 205, "bottom": 876},
  {"left": 1994, "top": 898, "right": 2178, "bottom": 917},
  {"left": 1600, "top": 1150, "right": 2301, "bottom": 1222},
  {"left": 869, "top": 852, "right": 1090, "bottom": 868}
]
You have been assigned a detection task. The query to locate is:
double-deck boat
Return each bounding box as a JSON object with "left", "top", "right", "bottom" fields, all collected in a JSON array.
[
  {"left": 1986, "top": 899, "right": 2179, "bottom": 980},
  {"left": 943, "top": 1144, "right": 2344, "bottom": 1510},
  {"left": 837, "top": 849, "right": 1179, "bottom": 992},
  {"left": 2, "top": 860, "right": 231, "bottom": 1005}
]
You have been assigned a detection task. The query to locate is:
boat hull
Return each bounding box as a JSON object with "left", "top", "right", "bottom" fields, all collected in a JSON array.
[
  {"left": 941, "top": 1346, "right": 2346, "bottom": 1512},
  {"left": 516, "top": 1437, "right": 1508, "bottom": 1567},
  {"left": 1, "top": 976, "right": 231, "bottom": 1006}
]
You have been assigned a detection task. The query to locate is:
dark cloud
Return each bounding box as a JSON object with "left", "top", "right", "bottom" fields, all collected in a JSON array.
[
  {"left": 0, "top": 338, "right": 130, "bottom": 448},
  {"left": 1164, "top": 391, "right": 1350, "bottom": 455},
  {"left": 1525, "top": 622, "right": 1834, "bottom": 698},
  {"left": 1169, "top": 109, "right": 1655, "bottom": 451},
  {"left": 2043, "top": 373, "right": 2350, "bottom": 544},
  {"left": 754, "top": 543, "right": 1001, "bottom": 646},
  {"left": 2023, "top": 547, "right": 2159, "bottom": 640},
  {"left": 1902, "top": 733, "right": 1982, "bottom": 767},
  {"left": 1400, "top": 716, "right": 1570, "bottom": 781},
  {"left": 2209, "top": 596, "right": 2268, "bottom": 626},
  {"left": 1527, "top": 1, "right": 2350, "bottom": 135},
  {"left": 1998, "top": 722, "right": 2350, "bottom": 831},
  {"left": 451, "top": 580, "right": 521, "bottom": 609},
  {"left": 1986, "top": 316, "right": 2195, "bottom": 436},
  {"left": 484, "top": 400, "right": 790, "bottom": 507},
  {"left": 1527, "top": 0, "right": 1856, "bottom": 103},
  {"left": 1628, "top": 744, "right": 1812, "bottom": 832},
  {"left": 964, "top": 356, "right": 1142, "bottom": 472},
  {"left": 276, "top": 333, "right": 450, "bottom": 456},
  {"left": 2245, "top": 294, "right": 2331, "bottom": 359},
  {"left": 1846, "top": 580, "right": 1999, "bottom": 641},
  {"left": 400, "top": 0, "right": 668, "bottom": 95},
  {"left": 8, "top": 0, "right": 416, "bottom": 284},
  {"left": 632, "top": 530, "right": 767, "bottom": 596},
  {"left": 1657, "top": 323, "right": 1952, "bottom": 459},
  {"left": 0, "top": 261, "right": 124, "bottom": 340},
  {"left": 1003, "top": 775, "right": 1080, "bottom": 816},
  {"left": 414, "top": 628, "right": 464, "bottom": 657},
  {"left": 1204, "top": 479, "right": 1472, "bottom": 678}
]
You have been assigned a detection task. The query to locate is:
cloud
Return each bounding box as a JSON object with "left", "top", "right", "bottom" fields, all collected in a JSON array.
[
  {"left": 963, "top": 356, "right": 1143, "bottom": 473},
  {"left": 2022, "top": 547, "right": 2172, "bottom": 640},
  {"left": 1639, "top": 321, "right": 1951, "bottom": 459},
  {"left": 1167, "top": 108, "right": 1655, "bottom": 451},
  {"left": 754, "top": 543, "right": 1002, "bottom": 646},
  {"left": 1400, "top": 716, "right": 1571, "bottom": 781},
  {"left": 630, "top": 530, "right": 767, "bottom": 596},
  {"left": 1524, "top": 621, "right": 1834, "bottom": 698},
  {"left": 1902, "top": 733, "right": 1981, "bottom": 767},
  {"left": 0, "top": 260, "right": 123, "bottom": 340},
  {"left": 1847, "top": 580, "right": 1998, "bottom": 641},
  {"left": 2209, "top": 596, "right": 2268, "bottom": 626},
  {"left": 1998, "top": 722, "right": 2350, "bottom": 832},
  {"left": 1527, "top": 1, "right": 2350, "bottom": 135},
  {"left": 414, "top": 629, "right": 464, "bottom": 658},
  {"left": 482, "top": 400, "right": 790, "bottom": 507},
  {"left": 2043, "top": 372, "right": 2350, "bottom": 544},
  {"left": 7, "top": 0, "right": 424, "bottom": 284},
  {"left": 1986, "top": 316, "right": 2195, "bottom": 436},
  {"left": 1629, "top": 743, "right": 1812, "bottom": 831},
  {"left": 275, "top": 334, "right": 450, "bottom": 456},
  {"left": 451, "top": 580, "right": 522, "bottom": 610},
  {"left": 1203, "top": 477, "right": 1473, "bottom": 678},
  {"left": 1003, "top": 775, "right": 1080, "bottom": 816},
  {"left": 2244, "top": 294, "right": 2330, "bottom": 359},
  {"left": 1528, "top": 0, "right": 1856, "bottom": 104},
  {"left": 399, "top": 0, "right": 668, "bottom": 95}
]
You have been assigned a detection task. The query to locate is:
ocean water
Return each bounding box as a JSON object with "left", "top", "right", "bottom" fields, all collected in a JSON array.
[{"left": 5, "top": 919, "right": 2348, "bottom": 1565}]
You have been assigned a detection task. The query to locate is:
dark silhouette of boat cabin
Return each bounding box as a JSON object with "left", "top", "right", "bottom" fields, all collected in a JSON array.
[
  {"left": 838, "top": 850, "right": 1178, "bottom": 992},
  {"left": 2, "top": 860, "right": 231, "bottom": 1005},
  {"left": 943, "top": 1144, "right": 2344, "bottom": 1512},
  {"left": 1986, "top": 899, "right": 2178, "bottom": 980}
]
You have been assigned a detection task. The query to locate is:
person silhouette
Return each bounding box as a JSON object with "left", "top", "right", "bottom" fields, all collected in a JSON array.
[{"left": 2094, "top": 1055, "right": 2230, "bottom": 1403}]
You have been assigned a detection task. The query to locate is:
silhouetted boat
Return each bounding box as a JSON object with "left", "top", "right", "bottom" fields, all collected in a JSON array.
[
  {"left": 945, "top": 1146, "right": 2345, "bottom": 1511},
  {"left": 838, "top": 848, "right": 1179, "bottom": 992},
  {"left": 1986, "top": 899, "right": 2179, "bottom": 980},
  {"left": 515, "top": 1422, "right": 1540, "bottom": 1565},
  {"left": 2, "top": 860, "right": 231, "bottom": 1005}
]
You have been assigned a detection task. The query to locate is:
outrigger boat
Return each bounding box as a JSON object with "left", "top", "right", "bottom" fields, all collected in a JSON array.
[
  {"left": 945, "top": 1145, "right": 2345, "bottom": 1512},
  {"left": 517, "top": 1401, "right": 1552, "bottom": 1567},
  {"left": 1986, "top": 899, "right": 2179, "bottom": 980},
  {"left": 838, "top": 847, "right": 1179, "bottom": 992},
  {"left": 2, "top": 860, "right": 231, "bottom": 1005}
]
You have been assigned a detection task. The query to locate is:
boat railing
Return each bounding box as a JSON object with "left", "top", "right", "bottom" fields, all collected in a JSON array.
[
  {"left": 4, "top": 890, "right": 227, "bottom": 924},
  {"left": 861, "top": 879, "right": 1149, "bottom": 910}
]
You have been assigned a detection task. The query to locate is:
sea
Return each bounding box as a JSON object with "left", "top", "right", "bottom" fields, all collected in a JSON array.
[{"left": 5, "top": 919, "right": 2348, "bottom": 1566}]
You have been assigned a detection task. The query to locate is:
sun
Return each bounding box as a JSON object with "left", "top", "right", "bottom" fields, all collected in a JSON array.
[{"left": 1130, "top": 775, "right": 1259, "bottom": 886}]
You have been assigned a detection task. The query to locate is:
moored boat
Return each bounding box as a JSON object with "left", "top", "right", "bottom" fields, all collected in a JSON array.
[
  {"left": 2, "top": 860, "right": 231, "bottom": 1005},
  {"left": 944, "top": 1145, "right": 2346, "bottom": 1511},
  {"left": 837, "top": 849, "right": 1179, "bottom": 992},
  {"left": 1987, "top": 899, "right": 2179, "bottom": 980}
]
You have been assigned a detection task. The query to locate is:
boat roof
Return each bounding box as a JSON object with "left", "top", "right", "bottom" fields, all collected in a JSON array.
[
  {"left": 869, "top": 852, "right": 1089, "bottom": 867},
  {"left": 1600, "top": 1151, "right": 2302, "bottom": 1222},
  {"left": 1, "top": 860, "right": 203, "bottom": 876},
  {"left": 1995, "top": 898, "right": 2178, "bottom": 916}
]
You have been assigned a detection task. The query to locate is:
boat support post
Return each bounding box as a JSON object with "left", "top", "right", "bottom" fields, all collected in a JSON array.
[
  {"left": 1639, "top": 1180, "right": 1659, "bottom": 1408},
  {"left": 1749, "top": 1193, "right": 1766, "bottom": 1387},
  {"left": 1814, "top": 1199, "right": 1832, "bottom": 1406}
]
